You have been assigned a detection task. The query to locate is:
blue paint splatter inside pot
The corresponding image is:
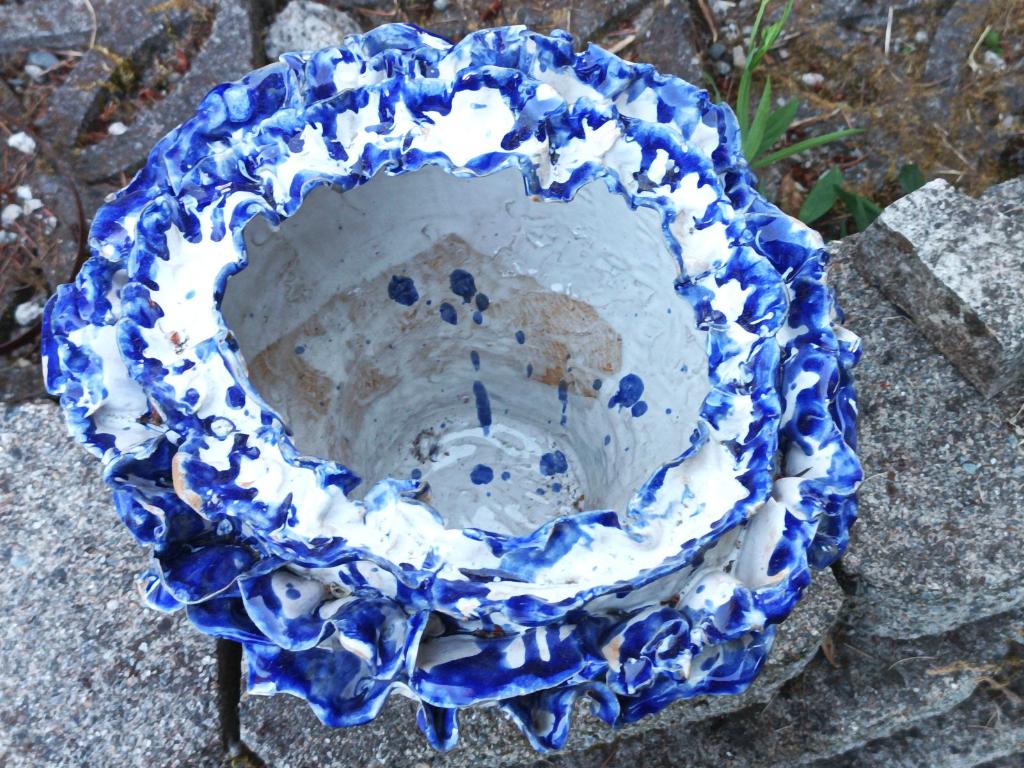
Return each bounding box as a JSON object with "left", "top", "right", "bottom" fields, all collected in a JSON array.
[
  {"left": 609, "top": 374, "right": 645, "bottom": 410},
  {"left": 439, "top": 302, "right": 457, "bottom": 325},
  {"left": 450, "top": 269, "right": 476, "bottom": 303},
  {"left": 539, "top": 450, "right": 568, "bottom": 476},
  {"left": 470, "top": 464, "right": 494, "bottom": 485},
  {"left": 388, "top": 275, "right": 419, "bottom": 306}
]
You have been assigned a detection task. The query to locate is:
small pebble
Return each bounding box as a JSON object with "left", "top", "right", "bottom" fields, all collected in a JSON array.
[
  {"left": 1, "top": 204, "right": 22, "bottom": 227},
  {"left": 23, "top": 198, "right": 43, "bottom": 214},
  {"left": 6, "top": 131, "right": 36, "bottom": 155},
  {"left": 433, "top": 0, "right": 449, "bottom": 9},
  {"left": 15, "top": 185, "right": 32, "bottom": 200},
  {"left": 107, "top": 122, "right": 128, "bottom": 136},
  {"left": 800, "top": 72, "right": 825, "bottom": 88},
  {"left": 0, "top": 231, "right": 16, "bottom": 245},
  {"left": 27, "top": 50, "right": 59, "bottom": 69},
  {"left": 732, "top": 45, "right": 746, "bottom": 68},
  {"left": 708, "top": 42, "right": 727, "bottom": 60},
  {"left": 715, "top": 60, "right": 732, "bottom": 76},
  {"left": 23, "top": 63, "right": 45, "bottom": 81},
  {"left": 982, "top": 50, "right": 1006, "bottom": 71},
  {"left": 914, "top": 29, "right": 929, "bottom": 44},
  {"left": 14, "top": 300, "right": 43, "bottom": 326}
]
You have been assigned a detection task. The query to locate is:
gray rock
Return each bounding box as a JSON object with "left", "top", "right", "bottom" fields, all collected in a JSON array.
[
  {"left": 821, "top": 632, "right": 1024, "bottom": 768},
  {"left": 71, "top": 0, "right": 263, "bottom": 182},
  {"left": 855, "top": 179, "right": 1024, "bottom": 397},
  {"left": 827, "top": 240, "right": 1024, "bottom": 639},
  {"left": 626, "top": 0, "right": 702, "bottom": 85},
  {"left": 924, "top": 1, "right": 988, "bottom": 97},
  {"left": 0, "top": 0, "right": 94, "bottom": 53},
  {"left": 0, "top": 401, "right": 222, "bottom": 767},
  {"left": 239, "top": 573, "right": 845, "bottom": 766},
  {"left": 542, "top": 609, "right": 1024, "bottom": 768},
  {"left": 979, "top": 175, "right": 1024, "bottom": 208},
  {"left": 265, "top": 1, "right": 361, "bottom": 60}
]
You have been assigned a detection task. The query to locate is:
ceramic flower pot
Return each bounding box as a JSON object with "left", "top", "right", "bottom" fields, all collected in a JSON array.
[{"left": 42, "top": 24, "right": 861, "bottom": 751}]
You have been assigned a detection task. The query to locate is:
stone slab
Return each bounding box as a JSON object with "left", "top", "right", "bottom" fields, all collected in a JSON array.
[
  {"left": 72, "top": 0, "right": 263, "bottom": 182},
  {"left": 265, "top": 1, "right": 361, "bottom": 60},
  {"left": 239, "top": 573, "right": 846, "bottom": 767},
  {"left": 0, "top": 401, "right": 222, "bottom": 768},
  {"left": 855, "top": 178, "right": 1024, "bottom": 397},
  {"left": 29, "top": 0, "right": 261, "bottom": 184},
  {"left": 822, "top": 634, "right": 1024, "bottom": 768},
  {"left": 543, "top": 608, "right": 1024, "bottom": 768},
  {"left": 827, "top": 240, "right": 1024, "bottom": 639},
  {"left": 0, "top": 0, "right": 94, "bottom": 53}
]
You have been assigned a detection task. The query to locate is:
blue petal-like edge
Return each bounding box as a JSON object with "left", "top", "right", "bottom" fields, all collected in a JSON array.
[{"left": 41, "top": 24, "right": 860, "bottom": 751}]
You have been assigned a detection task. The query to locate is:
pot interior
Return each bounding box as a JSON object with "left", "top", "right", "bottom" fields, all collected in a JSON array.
[{"left": 224, "top": 166, "right": 709, "bottom": 536}]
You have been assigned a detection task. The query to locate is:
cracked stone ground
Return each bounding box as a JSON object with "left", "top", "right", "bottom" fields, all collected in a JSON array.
[{"left": 1, "top": 1, "right": 1022, "bottom": 766}]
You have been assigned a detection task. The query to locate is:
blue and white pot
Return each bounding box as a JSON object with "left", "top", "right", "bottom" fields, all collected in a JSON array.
[{"left": 42, "top": 25, "right": 861, "bottom": 751}]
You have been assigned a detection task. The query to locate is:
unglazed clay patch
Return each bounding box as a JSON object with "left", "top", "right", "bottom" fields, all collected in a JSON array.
[{"left": 42, "top": 24, "right": 861, "bottom": 751}]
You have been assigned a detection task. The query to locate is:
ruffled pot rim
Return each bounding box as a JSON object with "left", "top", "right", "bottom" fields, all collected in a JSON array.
[{"left": 47, "top": 24, "right": 789, "bottom": 619}]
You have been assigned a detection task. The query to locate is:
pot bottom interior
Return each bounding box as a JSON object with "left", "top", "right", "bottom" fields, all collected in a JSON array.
[{"left": 225, "top": 166, "right": 710, "bottom": 536}]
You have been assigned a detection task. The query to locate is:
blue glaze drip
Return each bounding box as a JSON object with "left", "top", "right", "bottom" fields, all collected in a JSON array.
[
  {"left": 475, "top": 293, "right": 490, "bottom": 311},
  {"left": 515, "top": 330, "right": 526, "bottom": 344},
  {"left": 470, "top": 351, "right": 480, "bottom": 371},
  {"left": 450, "top": 269, "right": 476, "bottom": 303},
  {"left": 631, "top": 401, "right": 648, "bottom": 417},
  {"left": 411, "top": 468, "right": 422, "bottom": 480},
  {"left": 470, "top": 464, "right": 494, "bottom": 485},
  {"left": 557, "top": 380, "right": 568, "bottom": 427},
  {"left": 472, "top": 380, "right": 491, "bottom": 435},
  {"left": 387, "top": 275, "right": 419, "bottom": 306},
  {"left": 226, "top": 385, "right": 245, "bottom": 408},
  {"left": 592, "top": 378, "right": 602, "bottom": 391},
  {"left": 539, "top": 450, "right": 568, "bottom": 476},
  {"left": 551, "top": 482, "right": 562, "bottom": 492},
  {"left": 608, "top": 374, "right": 644, "bottom": 410},
  {"left": 294, "top": 345, "right": 305, "bottom": 355},
  {"left": 501, "top": 471, "right": 511, "bottom": 481},
  {"left": 526, "top": 363, "right": 533, "bottom": 378},
  {"left": 472, "top": 311, "right": 484, "bottom": 325},
  {"left": 439, "top": 302, "right": 457, "bottom": 325}
]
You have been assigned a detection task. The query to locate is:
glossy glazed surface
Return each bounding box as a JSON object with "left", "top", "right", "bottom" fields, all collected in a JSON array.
[{"left": 42, "top": 24, "right": 861, "bottom": 751}]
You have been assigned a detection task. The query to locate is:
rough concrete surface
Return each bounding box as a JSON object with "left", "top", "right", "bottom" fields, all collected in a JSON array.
[
  {"left": 0, "top": 401, "right": 221, "bottom": 768},
  {"left": 0, "top": 0, "right": 95, "bottom": 53},
  {"left": 829, "top": 240, "right": 1024, "bottom": 639},
  {"left": 855, "top": 179, "right": 1024, "bottom": 397}
]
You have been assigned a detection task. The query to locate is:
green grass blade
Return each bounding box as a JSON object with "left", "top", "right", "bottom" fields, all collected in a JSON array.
[
  {"left": 750, "top": 128, "right": 863, "bottom": 168},
  {"left": 837, "top": 187, "right": 882, "bottom": 231},
  {"left": 736, "top": 67, "right": 753, "bottom": 136},
  {"left": 743, "top": 78, "right": 773, "bottom": 159},
  {"left": 798, "top": 167, "right": 843, "bottom": 224},
  {"left": 748, "top": 0, "right": 770, "bottom": 50},
  {"left": 898, "top": 162, "right": 925, "bottom": 195},
  {"left": 702, "top": 71, "right": 723, "bottom": 103},
  {"left": 759, "top": 98, "right": 799, "bottom": 155}
]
